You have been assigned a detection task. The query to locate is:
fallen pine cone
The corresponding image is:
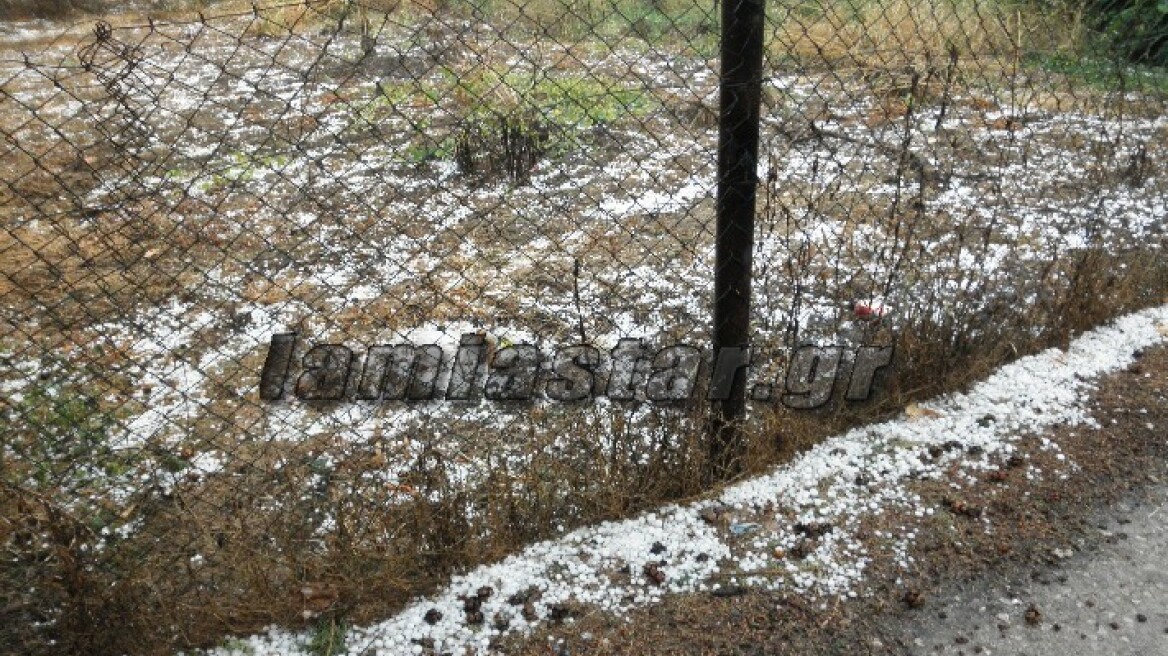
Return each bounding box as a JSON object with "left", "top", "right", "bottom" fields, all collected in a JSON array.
[
  {"left": 790, "top": 539, "right": 814, "bottom": 560},
  {"left": 643, "top": 562, "right": 667, "bottom": 585},
  {"left": 943, "top": 497, "right": 983, "bottom": 518},
  {"left": 794, "top": 522, "right": 834, "bottom": 538},
  {"left": 462, "top": 594, "right": 482, "bottom": 613}
]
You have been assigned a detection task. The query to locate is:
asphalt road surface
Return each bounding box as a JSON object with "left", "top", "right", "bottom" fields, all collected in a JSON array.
[{"left": 903, "top": 482, "right": 1168, "bottom": 656}]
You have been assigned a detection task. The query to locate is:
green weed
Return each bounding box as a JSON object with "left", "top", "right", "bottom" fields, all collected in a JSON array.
[
  {"left": 1027, "top": 51, "right": 1168, "bottom": 94},
  {"left": 444, "top": 0, "right": 717, "bottom": 52},
  {"left": 216, "top": 637, "right": 257, "bottom": 655},
  {"left": 306, "top": 617, "right": 347, "bottom": 656},
  {"left": 365, "top": 67, "right": 657, "bottom": 178},
  {"left": 2, "top": 365, "right": 123, "bottom": 491},
  {"left": 197, "top": 150, "right": 292, "bottom": 192}
]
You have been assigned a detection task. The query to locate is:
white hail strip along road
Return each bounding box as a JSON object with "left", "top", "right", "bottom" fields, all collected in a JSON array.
[{"left": 203, "top": 303, "right": 1168, "bottom": 656}]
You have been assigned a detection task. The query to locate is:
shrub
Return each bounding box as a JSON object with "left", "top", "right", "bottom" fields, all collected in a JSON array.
[
  {"left": 1086, "top": 0, "right": 1168, "bottom": 65},
  {"left": 454, "top": 113, "right": 549, "bottom": 182},
  {"left": 0, "top": 0, "right": 100, "bottom": 20}
]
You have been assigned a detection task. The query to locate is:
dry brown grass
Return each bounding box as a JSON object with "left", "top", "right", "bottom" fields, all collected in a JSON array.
[
  {"left": 3, "top": 403, "right": 716, "bottom": 654},
  {"left": 2, "top": 3, "right": 1166, "bottom": 653},
  {"left": 0, "top": 180, "right": 230, "bottom": 337},
  {"left": 769, "top": 0, "right": 1077, "bottom": 69},
  {"left": 887, "top": 246, "right": 1168, "bottom": 407},
  {"left": 0, "top": 0, "right": 101, "bottom": 20},
  {"left": 495, "top": 344, "right": 1168, "bottom": 655},
  {"left": 233, "top": 0, "right": 438, "bottom": 38},
  {"left": 5, "top": 203, "right": 1166, "bottom": 656},
  {"left": 0, "top": 133, "right": 205, "bottom": 330}
]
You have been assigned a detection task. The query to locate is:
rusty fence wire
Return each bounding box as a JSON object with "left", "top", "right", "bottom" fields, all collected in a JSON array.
[{"left": 1, "top": 0, "right": 1166, "bottom": 653}]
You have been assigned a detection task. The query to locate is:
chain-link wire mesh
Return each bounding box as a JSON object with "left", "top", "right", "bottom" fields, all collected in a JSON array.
[{"left": 1, "top": 0, "right": 1165, "bottom": 653}]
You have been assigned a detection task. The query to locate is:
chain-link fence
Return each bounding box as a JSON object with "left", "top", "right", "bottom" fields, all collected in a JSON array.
[{"left": 1, "top": 0, "right": 1166, "bottom": 653}]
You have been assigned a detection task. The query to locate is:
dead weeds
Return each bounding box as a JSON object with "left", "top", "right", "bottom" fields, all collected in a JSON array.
[{"left": 494, "top": 344, "right": 1168, "bottom": 655}]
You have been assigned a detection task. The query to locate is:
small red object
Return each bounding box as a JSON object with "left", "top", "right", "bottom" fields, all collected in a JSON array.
[{"left": 853, "top": 301, "right": 888, "bottom": 321}]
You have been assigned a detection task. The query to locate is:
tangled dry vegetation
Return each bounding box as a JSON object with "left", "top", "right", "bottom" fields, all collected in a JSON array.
[{"left": 0, "top": 1, "right": 1166, "bottom": 654}]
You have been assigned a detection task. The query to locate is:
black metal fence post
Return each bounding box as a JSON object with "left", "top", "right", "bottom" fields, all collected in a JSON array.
[{"left": 710, "top": 0, "right": 767, "bottom": 479}]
